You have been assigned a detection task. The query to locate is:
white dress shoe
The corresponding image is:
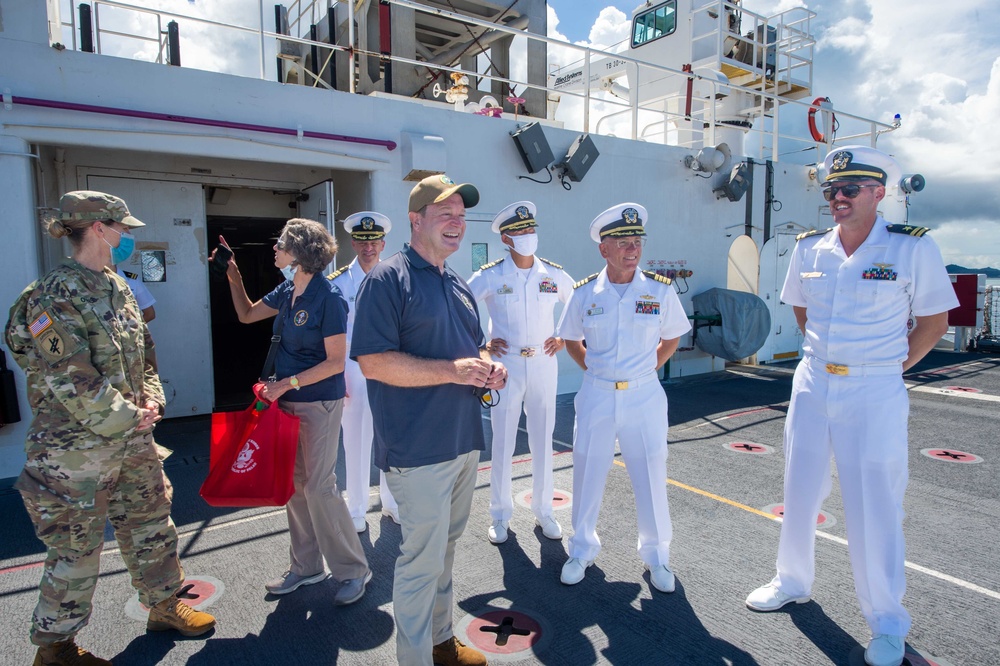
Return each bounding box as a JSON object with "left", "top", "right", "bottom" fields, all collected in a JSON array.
[
  {"left": 560, "top": 557, "right": 593, "bottom": 585},
  {"left": 535, "top": 515, "right": 562, "bottom": 540},
  {"left": 865, "top": 634, "right": 905, "bottom": 666},
  {"left": 745, "top": 583, "right": 810, "bottom": 611},
  {"left": 352, "top": 516, "right": 367, "bottom": 533},
  {"left": 488, "top": 519, "right": 509, "bottom": 544},
  {"left": 381, "top": 507, "right": 401, "bottom": 525},
  {"left": 646, "top": 564, "right": 675, "bottom": 593}
]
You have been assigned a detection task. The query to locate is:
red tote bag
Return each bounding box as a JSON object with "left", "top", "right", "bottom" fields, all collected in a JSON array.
[{"left": 200, "top": 384, "right": 300, "bottom": 507}]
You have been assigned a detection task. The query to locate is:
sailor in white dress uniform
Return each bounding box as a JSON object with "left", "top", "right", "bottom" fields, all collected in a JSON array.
[
  {"left": 556, "top": 203, "right": 691, "bottom": 593},
  {"left": 467, "top": 201, "right": 575, "bottom": 545},
  {"left": 328, "top": 212, "right": 398, "bottom": 532},
  {"left": 745, "top": 146, "right": 958, "bottom": 666}
]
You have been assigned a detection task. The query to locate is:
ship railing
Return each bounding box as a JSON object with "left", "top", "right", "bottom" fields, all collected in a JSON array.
[{"left": 54, "top": 0, "right": 895, "bottom": 162}]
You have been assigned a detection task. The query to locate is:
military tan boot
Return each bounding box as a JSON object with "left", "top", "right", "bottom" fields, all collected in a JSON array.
[
  {"left": 146, "top": 595, "right": 216, "bottom": 637},
  {"left": 432, "top": 636, "right": 487, "bottom": 666},
  {"left": 33, "top": 639, "right": 111, "bottom": 666}
]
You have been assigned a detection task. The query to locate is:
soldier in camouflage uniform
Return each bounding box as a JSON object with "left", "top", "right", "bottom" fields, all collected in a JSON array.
[{"left": 5, "top": 191, "right": 216, "bottom": 666}]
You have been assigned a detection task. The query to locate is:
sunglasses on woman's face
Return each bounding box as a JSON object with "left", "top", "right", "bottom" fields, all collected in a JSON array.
[{"left": 822, "top": 183, "right": 880, "bottom": 201}]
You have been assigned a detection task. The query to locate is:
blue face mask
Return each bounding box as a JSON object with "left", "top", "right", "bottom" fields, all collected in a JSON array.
[
  {"left": 280, "top": 264, "right": 298, "bottom": 281},
  {"left": 103, "top": 225, "right": 135, "bottom": 265}
]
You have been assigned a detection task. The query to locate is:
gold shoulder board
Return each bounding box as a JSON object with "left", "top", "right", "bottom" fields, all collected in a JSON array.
[
  {"left": 642, "top": 270, "right": 672, "bottom": 285},
  {"left": 479, "top": 257, "right": 505, "bottom": 271},
  {"left": 885, "top": 224, "right": 929, "bottom": 237},
  {"left": 574, "top": 273, "right": 599, "bottom": 289},
  {"left": 326, "top": 265, "right": 349, "bottom": 280},
  {"left": 538, "top": 257, "right": 563, "bottom": 270},
  {"left": 795, "top": 227, "right": 834, "bottom": 241}
]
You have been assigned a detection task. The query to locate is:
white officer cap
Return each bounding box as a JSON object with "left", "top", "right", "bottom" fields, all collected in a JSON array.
[
  {"left": 822, "top": 145, "right": 900, "bottom": 187},
  {"left": 589, "top": 203, "right": 647, "bottom": 243},
  {"left": 342, "top": 211, "right": 391, "bottom": 240},
  {"left": 491, "top": 201, "right": 537, "bottom": 234}
]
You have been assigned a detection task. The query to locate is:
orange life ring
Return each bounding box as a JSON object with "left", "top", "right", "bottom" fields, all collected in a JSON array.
[{"left": 808, "top": 96, "right": 834, "bottom": 143}]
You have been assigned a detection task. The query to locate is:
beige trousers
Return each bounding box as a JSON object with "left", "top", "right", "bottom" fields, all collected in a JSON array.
[{"left": 279, "top": 398, "right": 368, "bottom": 582}]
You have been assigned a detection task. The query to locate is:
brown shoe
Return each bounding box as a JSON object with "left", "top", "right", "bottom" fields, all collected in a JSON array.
[
  {"left": 146, "top": 595, "right": 216, "bottom": 637},
  {"left": 432, "top": 636, "right": 487, "bottom": 666},
  {"left": 33, "top": 640, "right": 111, "bottom": 666}
]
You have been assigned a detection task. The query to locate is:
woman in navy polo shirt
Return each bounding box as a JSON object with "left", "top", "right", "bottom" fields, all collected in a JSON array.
[{"left": 214, "top": 218, "right": 372, "bottom": 605}]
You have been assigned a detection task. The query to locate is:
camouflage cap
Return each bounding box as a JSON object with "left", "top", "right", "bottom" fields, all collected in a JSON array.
[
  {"left": 408, "top": 174, "right": 480, "bottom": 213},
  {"left": 59, "top": 191, "right": 145, "bottom": 227}
]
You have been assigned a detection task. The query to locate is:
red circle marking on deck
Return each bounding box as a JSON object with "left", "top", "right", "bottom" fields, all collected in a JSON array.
[
  {"left": 764, "top": 504, "right": 831, "bottom": 526},
  {"left": 920, "top": 448, "right": 983, "bottom": 464},
  {"left": 726, "top": 441, "right": 773, "bottom": 454},
  {"left": 942, "top": 385, "right": 982, "bottom": 393},
  {"left": 466, "top": 610, "right": 543, "bottom": 656},
  {"left": 125, "top": 575, "right": 225, "bottom": 622},
  {"left": 518, "top": 489, "right": 571, "bottom": 511}
]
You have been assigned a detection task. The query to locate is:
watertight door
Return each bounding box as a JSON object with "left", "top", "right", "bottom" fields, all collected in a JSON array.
[
  {"left": 299, "top": 179, "right": 336, "bottom": 272},
  {"left": 757, "top": 232, "right": 802, "bottom": 363},
  {"left": 87, "top": 176, "right": 213, "bottom": 418}
]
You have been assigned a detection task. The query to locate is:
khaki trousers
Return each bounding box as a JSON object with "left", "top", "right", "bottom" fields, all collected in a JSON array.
[
  {"left": 386, "top": 450, "right": 479, "bottom": 666},
  {"left": 279, "top": 399, "right": 368, "bottom": 581}
]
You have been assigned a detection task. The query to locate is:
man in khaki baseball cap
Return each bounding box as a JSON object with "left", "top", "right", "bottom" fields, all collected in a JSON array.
[
  {"left": 60, "top": 191, "right": 145, "bottom": 227},
  {"left": 408, "top": 174, "right": 480, "bottom": 213}
]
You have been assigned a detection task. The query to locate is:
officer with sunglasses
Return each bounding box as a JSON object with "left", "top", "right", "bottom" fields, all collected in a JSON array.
[
  {"left": 745, "top": 146, "right": 958, "bottom": 666},
  {"left": 555, "top": 203, "right": 691, "bottom": 592}
]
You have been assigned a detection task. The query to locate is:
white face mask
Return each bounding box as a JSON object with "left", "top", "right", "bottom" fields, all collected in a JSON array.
[
  {"left": 508, "top": 233, "right": 538, "bottom": 257},
  {"left": 280, "top": 264, "right": 298, "bottom": 281}
]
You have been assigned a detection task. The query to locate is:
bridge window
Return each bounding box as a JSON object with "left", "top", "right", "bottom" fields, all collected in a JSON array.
[{"left": 632, "top": 1, "right": 677, "bottom": 48}]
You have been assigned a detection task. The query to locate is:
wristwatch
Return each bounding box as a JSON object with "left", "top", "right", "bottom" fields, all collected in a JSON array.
[{"left": 289, "top": 375, "right": 300, "bottom": 390}]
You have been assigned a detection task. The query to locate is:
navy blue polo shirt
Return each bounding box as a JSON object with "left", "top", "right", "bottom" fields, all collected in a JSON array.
[
  {"left": 262, "top": 273, "right": 348, "bottom": 402},
  {"left": 351, "top": 244, "right": 486, "bottom": 471}
]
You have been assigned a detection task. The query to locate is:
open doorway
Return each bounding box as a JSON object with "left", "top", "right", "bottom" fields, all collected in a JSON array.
[{"left": 208, "top": 216, "right": 286, "bottom": 409}]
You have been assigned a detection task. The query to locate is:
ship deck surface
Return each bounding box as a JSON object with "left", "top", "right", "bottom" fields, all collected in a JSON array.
[{"left": 1, "top": 350, "right": 997, "bottom": 666}]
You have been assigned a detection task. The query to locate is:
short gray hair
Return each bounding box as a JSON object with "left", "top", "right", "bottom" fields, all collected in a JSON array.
[{"left": 280, "top": 218, "right": 338, "bottom": 274}]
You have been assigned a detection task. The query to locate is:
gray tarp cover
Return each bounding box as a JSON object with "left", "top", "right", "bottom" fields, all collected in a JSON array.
[{"left": 691, "top": 288, "right": 771, "bottom": 361}]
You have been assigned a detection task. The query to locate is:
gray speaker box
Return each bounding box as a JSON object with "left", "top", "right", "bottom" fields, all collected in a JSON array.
[
  {"left": 561, "top": 134, "right": 599, "bottom": 182},
  {"left": 510, "top": 122, "right": 554, "bottom": 174}
]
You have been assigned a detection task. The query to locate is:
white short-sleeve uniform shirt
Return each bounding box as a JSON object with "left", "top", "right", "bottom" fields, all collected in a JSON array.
[
  {"left": 558, "top": 268, "right": 691, "bottom": 380},
  {"left": 781, "top": 219, "right": 958, "bottom": 366},
  {"left": 468, "top": 256, "right": 574, "bottom": 346}
]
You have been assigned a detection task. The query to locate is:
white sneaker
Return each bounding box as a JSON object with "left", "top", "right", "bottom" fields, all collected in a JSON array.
[
  {"left": 488, "top": 519, "right": 509, "bottom": 544},
  {"left": 535, "top": 515, "right": 562, "bottom": 540},
  {"left": 560, "top": 557, "right": 593, "bottom": 585},
  {"left": 745, "top": 583, "right": 810, "bottom": 611},
  {"left": 381, "top": 507, "right": 401, "bottom": 525},
  {"left": 352, "top": 516, "right": 367, "bottom": 533},
  {"left": 646, "top": 564, "right": 675, "bottom": 593},
  {"left": 865, "top": 634, "right": 905, "bottom": 666}
]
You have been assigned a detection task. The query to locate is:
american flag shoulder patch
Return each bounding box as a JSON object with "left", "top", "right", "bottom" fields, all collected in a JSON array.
[{"left": 29, "top": 312, "right": 53, "bottom": 338}]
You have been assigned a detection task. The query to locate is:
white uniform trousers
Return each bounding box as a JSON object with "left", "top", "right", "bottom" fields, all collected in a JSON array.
[
  {"left": 386, "top": 450, "right": 479, "bottom": 666},
  {"left": 567, "top": 373, "right": 672, "bottom": 566},
  {"left": 772, "top": 355, "right": 911, "bottom": 636},
  {"left": 488, "top": 352, "right": 558, "bottom": 521},
  {"left": 343, "top": 358, "right": 397, "bottom": 519}
]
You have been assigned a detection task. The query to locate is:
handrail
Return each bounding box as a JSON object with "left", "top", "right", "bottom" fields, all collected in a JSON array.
[{"left": 51, "top": 0, "right": 893, "bottom": 161}]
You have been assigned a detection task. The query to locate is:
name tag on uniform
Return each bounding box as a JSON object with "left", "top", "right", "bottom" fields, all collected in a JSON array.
[
  {"left": 800, "top": 271, "right": 823, "bottom": 278},
  {"left": 635, "top": 300, "right": 660, "bottom": 315},
  {"left": 585, "top": 307, "right": 604, "bottom": 316},
  {"left": 538, "top": 278, "right": 558, "bottom": 294},
  {"left": 497, "top": 284, "right": 513, "bottom": 295}
]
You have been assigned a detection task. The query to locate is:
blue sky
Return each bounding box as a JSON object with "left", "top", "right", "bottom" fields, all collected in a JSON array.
[
  {"left": 546, "top": 1, "right": 635, "bottom": 43},
  {"left": 545, "top": 1, "right": 1000, "bottom": 269}
]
